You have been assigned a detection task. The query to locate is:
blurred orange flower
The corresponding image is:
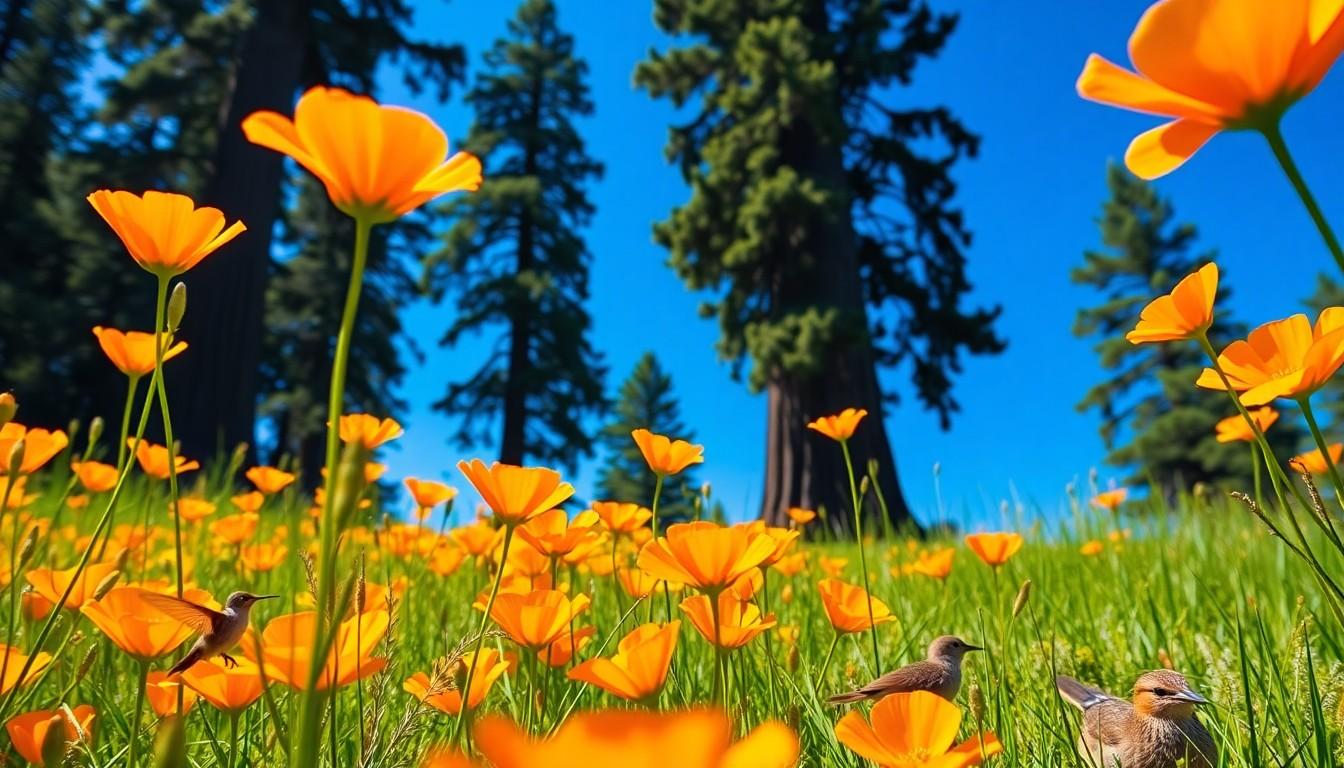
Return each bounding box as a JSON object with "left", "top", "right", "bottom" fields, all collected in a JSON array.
[
  {"left": 817, "top": 578, "right": 895, "bottom": 634},
  {"left": 240, "top": 542, "right": 288, "bottom": 573},
  {"left": 591, "top": 501, "right": 652, "bottom": 534},
  {"left": 70, "top": 461, "right": 118, "bottom": 493},
  {"left": 244, "top": 609, "right": 388, "bottom": 691},
  {"left": 517, "top": 509, "right": 600, "bottom": 557},
  {"left": 404, "top": 649, "right": 511, "bottom": 716},
  {"left": 428, "top": 546, "right": 467, "bottom": 578},
  {"left": 146, "top": 671, "right": 196, "bottom": 716},
  {"left": 1197, "top": 309, "right": 1344, "bottom": 406},
  {"left": 538, "top": 626, "right": 596, "bottom": 668},
  {"left": 1080, "top": 540, "right": 1105, "bottom": 557},
  {"left": 637, "top": 522, "right": 776, "bottom": 593},
  {"left": 631, "top": 429, "right": 704, "bottom": 476},
  {"left": 178, "top": 657, "right": 265, "bottom": 713},
  {"left": 909, "top": 547, "right": 955, "bottom": 581},
  {"left": 450, "top": 521, "right": 500, "bottom": 558},
  {"left": 1292, "top": 443, "right": 1344, "bottom": 475},
  {"left": 92, "top": 326, "right": 186, "bottom": 378},
  {"left": 818, "top": 555, "right": 849, "bottom": 579},
  {"left": 0, "top": 424, "right": 68, "bottom": 476},
  {"left": 489, "top": 590, "right": 590, "bottom": 650},
  {"left": 210, "top": 513, "right": 259, "bottom": 545},
  {"left": 130, "top": 440, "right": 199, "bottom": 480},
  {"left": 246, "top": 466, "right": 296, "bottom": 495},
  {"left": 964, "top": 532, "right": 1023, "bottom": 568},
  {"left": 1090, "top": 488, "right": 1128, "bottom": 512},
  {"left": 457, "top": 460, "right": 574, "bottom": 526},
  {"left": 88, "top": 189, "right": 245, "bottom": 277},
  {"left": 807, "top": 408, "right": 867, "bottom": 441},
  {"left": 1125, "top": 263, "right": 1218, "bottom": 344},
  {"left": 785, "top": 507, "right": 816, "bottom": 526},
  {"left": 231, "top": 491, "right": 265, "bottom": 515},
  {"left": 338, "top": 414, "right": 404, "bottom": 449},
  {"left": 568, "top": 622, "right": 679, "bottom": 702},
  {"left": 1077, "top": 0, "right": 1344, "bottom": 178},
  {"left": 835, "top": 690, "right": 1001, "bottom": 767},
  {"left": 1215, "top": 406, "right": 1279, "bottom": 443},
  {"left": 5, "top": 704, "right": 96, "bottom": 767},
  {"left": 405, "top": 478, "right": 457, "bottom": 517},
  {"left": 242, "top": 86, "right": 481, "bottom": 223},
  {"left": 0, "top": 645, "right": 51, "bottom": 695},
  {"left": 771, "top": 552, "right": 808, "bottom": 578},
  {"left": 680, "top": 592, "right": 776, "bottom": 650},
  {"left": 82, "top": 587, "right": 207, "bottom": 661},
  {"left": 174, "top": 497, "right": 216, "bottom": 522}
]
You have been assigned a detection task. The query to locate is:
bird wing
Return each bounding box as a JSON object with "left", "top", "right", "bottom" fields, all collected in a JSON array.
[
  {"left": 1056, "top": 675, "right": 1114, "bottom": 711},
  {"left": 1080, "top": 699, "right": 1136, "bottom": 748},
  {"left": 858, "top": 661, "right": 948, "bottom": 696},
  {"left": 137, "top": 590, "right": 221, "bottom": 632}
]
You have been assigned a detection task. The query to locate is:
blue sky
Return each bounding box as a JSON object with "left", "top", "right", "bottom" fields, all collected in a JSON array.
[{"left": 370, "top": 1, "right": 1344, "bottom": 529}]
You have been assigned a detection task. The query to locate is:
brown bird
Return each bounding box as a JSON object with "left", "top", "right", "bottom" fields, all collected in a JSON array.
[
  {"left": 140, "top": 590, "right": 277, "bottom": 675},
  {"left": 1056, "top": 670, "right": 1216, "bottom": 768},
  {"left": 827, "top": 635, "right": 981, "bottom": 704}
]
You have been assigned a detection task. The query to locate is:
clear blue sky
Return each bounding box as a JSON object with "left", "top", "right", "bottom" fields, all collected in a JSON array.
[{"left": 370, "top": 1, "right": 1344, "bottom": 529}]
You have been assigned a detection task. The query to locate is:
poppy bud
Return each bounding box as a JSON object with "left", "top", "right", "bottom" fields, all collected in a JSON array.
[
  {"left": 93, "top": 570, "right": 121, "bottom": 601},
  {"left": 17, "top": 527, "right": 37, "bottom": 569},
  {"left": 859, "top": 476, "right": 870, "bottom": 496},
  {"left": 0, "top": 392, "right": 15, "bottom": 426},
  {"left": 1012, "top": 579, "right": 1032, "bottom": 618},
  {"left": 228, "top": 443, "right": 248, "bottom": 477},
  {"left": 7, "top": 438, "right": 26, "bottom": 476},
  {"left": 167, "top": 282, "right": 187, "bottom": 332},
  {"left": 39, "top": 714, "right": 67, "bottom": 767},
  {"left": 66, "top": 419, "right": 81, "bottom": 447},
  {"left": 86, "top": 417, "right": 104, "bottom": 451},
  {"left": 867, "top": 457, "right": 880, "bottom": 478}
]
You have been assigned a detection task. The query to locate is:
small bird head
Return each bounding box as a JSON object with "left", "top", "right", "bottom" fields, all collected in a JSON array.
[
  {"left": 928, "top": 635, "right": 982, "bottom": 662},
  {"left": 1132, "top": 670, "right": 1208, "bottom": 720},
  {"left": 225, "top": 592, "right": 278, "bottom": 612}
]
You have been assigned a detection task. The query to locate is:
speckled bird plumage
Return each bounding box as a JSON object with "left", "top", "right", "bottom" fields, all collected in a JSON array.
[
  {"left": 827, "top": 635, "right": 980, "bottom": 704},
  {"left": 1057, "top": 670, "right": 1216, "bottom": 768}
]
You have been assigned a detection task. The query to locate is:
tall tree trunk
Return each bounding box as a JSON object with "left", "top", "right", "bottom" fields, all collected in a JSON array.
[{"left": 174, "top": 0, "right": 308, "bottom": 463}]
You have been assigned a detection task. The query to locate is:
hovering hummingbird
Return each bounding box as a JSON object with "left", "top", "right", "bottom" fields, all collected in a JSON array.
[
  {"left": 1056, "top": 670, "right": 1216, "bottom": 768},
  {"left": 140, "top": 590, "right": 277, "bottom": 676},
  {"left": 827, "top": 635, "right": 982, "bottom": 704}
]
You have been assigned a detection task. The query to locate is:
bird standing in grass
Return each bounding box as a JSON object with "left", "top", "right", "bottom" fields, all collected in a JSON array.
[
  {"left": 827, "top": 635, "right": 981, "bottom": 704},
  {"left": 140, "top": 590, "right": 277, "bottom": 675},
  {"left": 1056, "top": 670, "right": 1216, "bottom": 768}
]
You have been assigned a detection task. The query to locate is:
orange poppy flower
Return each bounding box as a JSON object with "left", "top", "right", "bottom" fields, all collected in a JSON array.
[
  {"left": 22, "top": 592, "right": 54, "bottom": 621},
  {"left": 817, "top": 578, "right": 896, "bottom": 634},
  {"left": 404, "top": 649, "right": 511, "bottom": 716},
  {"left": 91, "top": 326, "right": 187, "bottom": 379},
  {"left": 680, "top": 593, "right": 776, "bottom": 650},
  {"left": 488, "top": 590, "right": 590, "bottom": 651},
  {"left": 210, "top": 513, "right": 259, "bottom": 545},
  {"left": 1090, "top": 488, "right": 1129, "bottom": 512},
  {"left": 771, "top": 552, "right": 808, "bottom": 578},
  {"left": 0, "top": 645, "right": 51, "bottom": 695},
  {"left": 637, "top": 522, "right": 776, "bottom": 594},
  {"left": 457, "top": 460, "right": 574, "bottom": 526},
  {"left": 428, "top": 546, "right": 467, "bottom": 578},
  {"left": 178, "top": 657, "right": 265, "bottom": 713},
  {"left": 67, "top": 461, "right": 116, "bottom": 494},
  {"left": 87, "top": 189, "right": 245, "bottom": 277},
  {"left": 405, "top": 478, "right": 457, "bottom": 514},
  {"left": 337, "top": 414, "right": 404, "bottom": 450},
  {"left": 1196, "top": 309, "right": 1344, "bottom": 406},
  {"left": 146, "top": 671, "right": 197, "bottom": 717},
  {"left": 617, "top": 567, "right": 668, "bottom": 600},
  {"left": 130, "top": 440, "right": 199, "bottom": 480},
  {"left": 1215, "top": 406, "right": 1279, "bottom": 443},
  {"left": 591, "top": 501, "right": 652, "bottom": 534},
  {"left": 450, "top": 521, "right": 501, "bottom": 557},
  {"left": 744, "top": 522, "right": 800, "bottom": 566},
  {"left": 1080, "top": 540, "right": 1105, "bottom": 557},
  {"left": 631, "top": 429, "right": 704, "bottom": 476},
  {"left": 538, "top": 626, "right": 596, "bottom": 668},
  {"left": 807, "top": 408, "right": 867, "bottom": 442},
  {"left": 964, "top": 532, "right": 1023, "bottom": 568},
  {"left": 246, "top": 466, "right": 296, "bottom": 495},
  {"left": 174, "top": 497, "right": 216, "bottom": 522},
  {"left": 243, "top": 609, "right": 388, "bottom": 691},
  {"left": 785, "top": 507, "right": 816, "bottom": 526},
  {"left": 818, "top": 555, "right": 849, "bottom": 579},
  {"left": 0, "top": 424, "right": 68, "bottom": 476},
  {"left": 82, "top": 587, "right": 210, "bottom": 661},
  {"left": 467, "top": 708, "right": 799, "bottom": 768},
  {"left": 1125, "top": 263, "right": 1218, "bottom": 344},
  {"left": 517, "top": 509, "right": 600, "bottom": 557},
  {"left": 25, "top": 561, "right": 120, "bottom": 610},
  {"left": 1076, "top": 0, "right": 1344, "bottom": 179},
  {"left": 1291, "top": 443, "right": 1344, "bottom": 475},
  {"left": 835, "top": 690, "right": 1001, "bottom": 767},
  {"left": 568, "top": 622, "right": 680, "bottom": 702},
  {"left": 5, "top": 705, "right": 96, "bottom": 767},
  {"left": 240, "top": 542, "right": 288, "bottom": 573},
  {"left": 908, "top": 548, "right": 955, "bottom": 581},
  {"left": 231, "top": 491, "right": 265, "bottom": 515},
  {"left": 242, "top": 86, "right": 481, "bottom": 224}
]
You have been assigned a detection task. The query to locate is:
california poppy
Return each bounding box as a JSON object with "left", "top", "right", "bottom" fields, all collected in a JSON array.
[
  {"left": 146, "top": 671, "right": 197, "bottom": 716},
  {"left": 87, "top": 190, "right": 245, "bottom": 277},
  {"left": 450, "top": 521, "right": 501, "bottom": 558},
  {"left": 631, "top": 429, "right": 704, "bottom": 476},
  {"left": 785, "top": 507, "right": 816, "bottom": 526},
  {"left": 82, "top": 587, "right": 213, "bottom": 661},
  {"left": 404, "top": 649, "right": 511, "bottom": 716},
  {"left": 637, "top": 522, "right": 777, "bottom": 593},
  {"left": 242, "top": 86, "right": 481, "bottom": 224},
  {"left": 1080, "top": 540, "right": 1105, "bottom": 557},
  {"left": 817, "top": 578, "right": 896, "bottom": 634},
  {"left": 25, "top": 561, "right": 120, "bottom": 610},
  {"left": 405, "top": 478, "right": 457, "bottom": 518},
  {"left": 1077, "top": 0, "right": 1344, "bottom": 179},
  {"left": 964, "top": 532, "right": 1024, "bottom": 568},
  {"left": 210, "top": 513, "right": 259, "bottom": 545},
  {"left": 590, "top": 501, "right": 652, "bottom": 534},
  {"left": 178, "top": 657, "right": 265, "bottom": 713},
  {"left": 1125, "top": 263, "right": 1218, "bottom": 344},
  {"left": 538, "top": 626, "right": 596, "bottom": 668},
  {"left": 246, "top": 466, "right": 297, "bottom": 495},
  {"left": 680, "top": 593, "right": 776, "bottom": 650},
  {"left": 70, "top": 461, "right": 118, "bottom": 493},
  {"left": 1215, "top": 406, "right": 1279, "bottom": 443},
  {"left": 1197, "top": 309, "right": 1344, "bottom": 406},
  {"left": 231, "top": 491, "right": 265, "bottom": 515},
  {"left": 807, "top": 408, "right": 867, "bottom": 442},
  {"left": 5, "top": 705, "right": 96, "bottom": 767},
  {"left": 835, "top": 690, "right": 1001, "bottom": 767},
  {"left": 240, "top": 542, "right": 288, "bottom": 573},
  {"left": 244, "top": 609, "right": 388, "bottom": 691},
  {"left": 92, "top": 326, "right": 188, "bottom": 380},
  {"left": 338, "top": 414, "right": 404, "bottom": 450},
  {"left": 488, "top": 590, "right": 590, "bottom": 651},
  {"left": 0, "top": 645, "right": 51, "bottom": 695},
  {"left": 457, "top": 460, "right": 574, "bottom": 526},
  {"left": 568, "top": 622, "right": 680, "bottom": 702},
  {"left": 517, "top": 509, "right": 600, "bottom": 558},
  {"left": 131, "top": 440, "right": 199, "bottom": 480},
  {"left": 174, "top": 497, "right": 216, "bottom": 522},
  {"left": 1291, "top": 443, "right": 1344, "bottom": 475},
  {"left": 0, "top": 424, "right": 68, "bottom": 476},
  {"left": 908, "top": 547, "right": 955, "bottom": 581},
  {"left": 1090, "top": 489, "right": 1128, "bottom": 513}
]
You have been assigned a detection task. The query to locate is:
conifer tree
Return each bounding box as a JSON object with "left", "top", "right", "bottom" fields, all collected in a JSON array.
[
  {"left": 427, "top": 0, "right": 606, "bottom": 472},
  {"left": 637, "top": 0, "right": 1003, "bottom": 527}
]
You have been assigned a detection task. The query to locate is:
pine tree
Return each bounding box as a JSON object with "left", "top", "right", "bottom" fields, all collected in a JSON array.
[
  {"left": 426, "top": 0, "right": 606, "bottom": 472},
  {"left": 636, "top": 0, "right": 1003, "bottom": 528},
  {"left": 597, "top": 353, "right": 698, "bottom": 519},
  {"left": 1073, "top": 164, "right": 1300, "bottom": 492}
]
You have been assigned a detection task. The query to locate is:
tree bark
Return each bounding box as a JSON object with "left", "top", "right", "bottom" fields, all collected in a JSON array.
[{"left": 174, "top": 0, "right": 308, "bottom": 463}]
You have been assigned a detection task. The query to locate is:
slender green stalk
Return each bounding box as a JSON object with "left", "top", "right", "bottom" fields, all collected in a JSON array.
[
  {"left": 1261, "top": 121, "right": 1344, "bottom": 278},
  {"left": 1251, "top": 442, "right": 1263, "bottom": 511},
  {"left": 127, "top": 661, "right": 148, "bottom": 768},
  {"left": 1297, "top": 398, "right": 1344, "bottom": 515},
  {"left": 839, "top": 440, "right": 880, "bottom": 672},
  {"left": 453, "top": 524, "right": 515, "bottom": 745},
  {"left": 116, "top": 376, "right": 139, "bottom": 470},
  {"left": 649, "top": 473, "right": 672, "bottom": 622},
  {"left": 708, "top": 588, "right": 724, "bottom": 704},
  {"left": 229, "top": 711, "right": 240, "bottom": 768},
  {"left": 0, "top": 471, "right": 19, "bottom": 692},
  {"left": 817, "top": 632, "right": 841, "bottom": 684},
  {"left": 151, "top": 275, "right": 188, "bottom": 716}
]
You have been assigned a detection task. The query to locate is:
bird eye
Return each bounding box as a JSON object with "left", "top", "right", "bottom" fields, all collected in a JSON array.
[{"left": 1152, "top": 687, "right": 1173, "bottom": 697}]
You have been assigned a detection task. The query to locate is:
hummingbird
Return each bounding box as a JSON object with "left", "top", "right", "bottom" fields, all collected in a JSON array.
[
  {"left": 139, "top": 590, "right": 278, "bottom": 676},
  {"left": 1056, "top": 670, "right": 1216, "bottom": 768},
  {"left": 827, "top": 635, "right": 982, "bottom": 704}
]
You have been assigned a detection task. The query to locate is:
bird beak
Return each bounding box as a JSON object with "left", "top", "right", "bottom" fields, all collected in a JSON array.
[
  {"left": 1175, "top": 688, "right": 1208, "bottom": 705},
  {"left": 964, "top": 643, "right": 984, "bottom": 652},
  {"left": 256, "top": 594, "right": 279, "bottom": 601}
]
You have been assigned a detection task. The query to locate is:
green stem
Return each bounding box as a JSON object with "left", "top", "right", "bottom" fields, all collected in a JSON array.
[
  {"left": 1298, "top": 397, "right": 1344, "bottom": 512},
  {"left": 1251, "top": 441, "right": 1263, "bottom": 511},
  {"left": 840, "top": 440, "right": 880, "bottom": 672},
  {"left": 453, "top": 524, "right": 514, "bottom": 745},
  {"left": 818, "top": 632, "right": 841, "bottom": 684},
  {"left": 0, "top": 472, "right": 18, "bottom": 693},
  {"left": 128, "top": 661, "right": 148, "bottom": 767},
  {"left": 708, "top": 589, "right": 723, "bottom": 704},
  {"left": 229, "top": 711, "right": 239, "bottom": 768},
  {"left": 152, "top": 275, "right": 187, "bottom": 716},
  {"left": 650, "top": 474, "right": 672, "bottom": 622},
  {"left": 296, "top": 215, "right": 373, "bottom": 767},
  {"left": 1262, "top": 121, "right": 1344, "bottom": 278},
  {"left": 116, "top": 376, "right": 138, "bottom": 471}
]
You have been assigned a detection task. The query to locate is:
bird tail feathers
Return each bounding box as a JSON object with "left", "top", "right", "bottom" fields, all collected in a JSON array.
[
  {"left": 1055, "top": 675, "right": 1109, "bottom": 710},
  {"left": 168, "top": 647, "right": 203, "bottom": 677},
  {"left": 826, "top": 690, "right": 870, "bottom": 705}
]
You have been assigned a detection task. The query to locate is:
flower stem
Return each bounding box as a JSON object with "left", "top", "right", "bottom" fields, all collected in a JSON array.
[
  {"left": 152, "top": 274, "right": 187, "bottom": 716},
  {"left": 453, "top": 524, "right": 514, "bottom": 745},
  {"left": 840, "top": 440, "right": 880, "bottom": 672},
  {"left": 1262, "top": 121, "right": 1344, "bottom": 278},
  {"left": 650, "top": 474, "right": 672, "bottom": 622},
  {"left": 818, "top": 632, "right": 840, "bottom": 684},
  {"left": 128, "top": 661, "right": 148, "bottom": 767},
  {"left": 116, "top": 376, "right": 138, "bottom": 471}
]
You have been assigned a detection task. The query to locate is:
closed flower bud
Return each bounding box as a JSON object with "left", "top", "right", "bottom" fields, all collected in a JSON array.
[
  {"left": 867, "top": 458, "right": 880, "bottom": 477},
  {"left": 66, "top": 419, "right": 80, "bottom": 446},
  {"left": 8, "top": 438, "right": 26, "bottom": 476},
  {"left": 859, "top": 476, "right": 870, "bottom": 496},
  {"left": 17, "top": 527, "right": 38, "bottom": 569},
  {"left": 86, "top": 417, "right": 104, "bottom": 451},
  {"left": 167, "top": 281, "right": 187, "bottom": 332},
  {"left": 786, "top": 644, "right": 800, "bottom": 673},
  {"left": 92, "top": 570, "right": 121, "bottom": 601},
  {"left": 0, "top": 392, "right": 16, "bottom": 426},
  {"left": 40, "top": 714, "right": 68, "bottom": 767},
  {"left": 1012, "top": 579, "right": 1032, "bottom": 618}
]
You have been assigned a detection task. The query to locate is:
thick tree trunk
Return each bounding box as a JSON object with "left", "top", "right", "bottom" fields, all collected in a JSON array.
[{"left": 174, "top": 0, "right": 308, "bottom": 463}]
